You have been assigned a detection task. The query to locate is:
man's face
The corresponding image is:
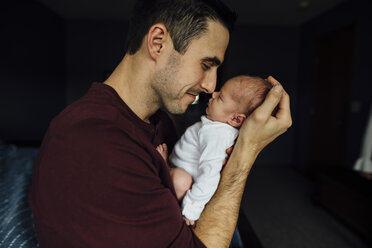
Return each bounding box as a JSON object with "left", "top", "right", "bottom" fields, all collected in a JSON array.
[
  {"left": 151, "top": 20, "right": 230, "bottom": 114},
  {"left": 205, "top": 78, "right": 240, "bottom": 123}
]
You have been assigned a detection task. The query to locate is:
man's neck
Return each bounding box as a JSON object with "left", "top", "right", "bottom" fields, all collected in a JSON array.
[{"left": 104, "top": 54, "right": 161, "bottom": 123}]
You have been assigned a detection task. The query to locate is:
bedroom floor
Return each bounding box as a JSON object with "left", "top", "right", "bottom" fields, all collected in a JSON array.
[{"left": 240, "top": 167, "right": 370, "bottom": 248}]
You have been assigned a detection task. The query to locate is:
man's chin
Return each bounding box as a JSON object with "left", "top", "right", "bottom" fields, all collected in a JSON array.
[
  {"left": 165, "top": 104, "right": 188, "bottom": 115},
  {"left": 169, "top": 109, "right": 187, "bottom": 115},
  {"left": 165, "top": 97, "right": 196, "bottom": 114}
]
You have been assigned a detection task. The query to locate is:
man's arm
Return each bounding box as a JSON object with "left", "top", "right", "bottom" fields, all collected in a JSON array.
[{"left": 193, "top": 76, "right": 292, "bottom": 247}]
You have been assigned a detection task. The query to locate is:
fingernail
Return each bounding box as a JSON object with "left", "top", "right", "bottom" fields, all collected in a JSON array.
[{"left": 273, "top": 85, "right": 282, "bottom": 93}]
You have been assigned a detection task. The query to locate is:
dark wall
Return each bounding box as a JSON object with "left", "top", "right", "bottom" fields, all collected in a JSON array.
[
  {"left": 0, "top": 0, "right": 65, "bottom": 145},
  {"left": 65, "top": 20, "right": 128, "bottom": 104},
  {"left": 223, "top": 25, "right": 299, "bottom": 165},
  {"left": 295, "top": 0, "right": 372, "bottom": 171}
]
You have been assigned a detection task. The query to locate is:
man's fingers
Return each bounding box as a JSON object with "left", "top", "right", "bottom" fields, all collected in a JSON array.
[
  {"left": 276, "top": 91, "right": 291, "bottom": 118},
  {"left": 266, "top": 76, "right": 280, "bottom": 87},
  {"left": 226, "top": 147, "right": 233, "bottom": 155},
  {"left": 222, "top": 146, "right": 233, "bottom": 168},
  {"left": 276, "top": 91, "right": 292, "bottom": 128},
  {"left": 266, "top": 76, "right": 291, "bottom": 120},
  {"left": 255, "top": 84, "right": 283, "bottom": 118},
  {"left": 222, "top": 158, "right": 227, "bottom": 167}
]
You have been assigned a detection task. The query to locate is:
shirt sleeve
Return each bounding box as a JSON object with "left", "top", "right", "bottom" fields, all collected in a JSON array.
[
  {"left": 31, "top": 118, "right": 205, "bottom": 248},
  {"left": 181, "top": 126, "right": 233, "bottom": 221}
]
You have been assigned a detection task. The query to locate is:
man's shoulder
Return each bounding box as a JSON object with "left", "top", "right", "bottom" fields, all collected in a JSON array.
[
  {"left": 58, "top": 83, "right": 122, "bottom": 123},
  {"left": 52, "top": 97, "right": 118, "bottom": 132}
]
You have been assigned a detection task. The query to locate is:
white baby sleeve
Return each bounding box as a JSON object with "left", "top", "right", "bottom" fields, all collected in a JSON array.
[{"left": 181, "top": 126, "right": 234, "bottom": 221}]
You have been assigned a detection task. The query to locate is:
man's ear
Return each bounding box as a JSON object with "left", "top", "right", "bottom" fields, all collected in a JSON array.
[
  {"left": 227, "top": 113, "right": 246, "bottom": 128},
  {"left": 147, "top": 23, "right": 168, "bottom": 60}
]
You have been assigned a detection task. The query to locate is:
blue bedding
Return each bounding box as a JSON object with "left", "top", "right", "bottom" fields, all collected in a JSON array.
[{"left": 0, "top": 142, "right": 39, "bottom": 248}]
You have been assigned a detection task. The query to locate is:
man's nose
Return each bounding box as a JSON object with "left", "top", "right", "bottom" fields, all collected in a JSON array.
[{"left": 200, "top": 72, "right": 217, "bottom": 94}]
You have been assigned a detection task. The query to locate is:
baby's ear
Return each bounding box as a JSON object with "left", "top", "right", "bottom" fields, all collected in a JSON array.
[{"left": 228, "top": 113, "right": 246, "bottom": 127}]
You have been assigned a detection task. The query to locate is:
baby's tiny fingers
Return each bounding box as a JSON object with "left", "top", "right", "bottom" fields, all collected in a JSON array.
[{"left": 162, "top": 143, "right": 168, "bottom": 151}]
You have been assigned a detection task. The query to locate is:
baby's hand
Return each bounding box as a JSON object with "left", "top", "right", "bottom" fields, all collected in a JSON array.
[
  {"left": 156, "top": 143, "right": 168, "bottom": 163},
  {"left": 183, "top": 216, "right": 195, "bottom": 226}
]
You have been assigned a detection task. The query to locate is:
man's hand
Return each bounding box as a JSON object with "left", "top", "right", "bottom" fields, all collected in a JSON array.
[{"left": 238, "top": 76, "right": 292, "bottom": 155}]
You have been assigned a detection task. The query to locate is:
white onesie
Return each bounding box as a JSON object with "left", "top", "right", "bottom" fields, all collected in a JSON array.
[{"left": 169, "top": 115, "right": 239, "bottom": 221}]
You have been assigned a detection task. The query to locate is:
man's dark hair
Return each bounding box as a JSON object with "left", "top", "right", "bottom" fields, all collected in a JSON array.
[{"left": 125, "top": 0, "right": 236, "bottom": 55}]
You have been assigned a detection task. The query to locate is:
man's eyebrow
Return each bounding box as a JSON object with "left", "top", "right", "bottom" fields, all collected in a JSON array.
[{"left": 201, "top": 57, "right": 221, "bottom": 66}]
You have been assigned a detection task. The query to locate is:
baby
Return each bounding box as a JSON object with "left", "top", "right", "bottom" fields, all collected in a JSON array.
[{"left": 156, "top": 75, "right": 272, "bottom": 225}]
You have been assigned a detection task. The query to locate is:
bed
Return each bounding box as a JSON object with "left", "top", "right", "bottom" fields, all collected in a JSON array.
[{"left": 0, "top": 141, "right": 39, "bottom": 248}]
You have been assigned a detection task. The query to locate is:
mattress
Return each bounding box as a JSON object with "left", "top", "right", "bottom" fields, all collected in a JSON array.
[{"left": 0, "top": 142, "right": 39, "bottom": 248}]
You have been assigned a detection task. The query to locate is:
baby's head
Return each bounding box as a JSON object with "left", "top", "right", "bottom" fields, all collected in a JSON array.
[{"left": 205, "top": 75, "right": 272, "bottom": 127}]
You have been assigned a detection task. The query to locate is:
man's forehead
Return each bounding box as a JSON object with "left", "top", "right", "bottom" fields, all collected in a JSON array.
[{"left": 187, "top": 20, "right": 229, "bottom": 63}]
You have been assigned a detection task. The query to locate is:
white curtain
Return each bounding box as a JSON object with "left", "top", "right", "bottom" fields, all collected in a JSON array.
[{"left": 353, "top": 103, "right": 372, "bottom": 173}]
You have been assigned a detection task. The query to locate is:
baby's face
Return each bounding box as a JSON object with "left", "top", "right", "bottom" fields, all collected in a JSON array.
[{"left": 205, "top": 79, "right": 240, "bottom": 123}]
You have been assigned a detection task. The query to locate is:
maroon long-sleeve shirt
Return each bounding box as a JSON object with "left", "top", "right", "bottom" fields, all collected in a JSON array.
[{"left": 29, "top": 83, "right": 205, "bottom": 247}]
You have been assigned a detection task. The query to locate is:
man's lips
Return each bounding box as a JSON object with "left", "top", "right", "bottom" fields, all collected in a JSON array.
[{"left": 186, "top": 93, "right": 198, "bottom": 100}]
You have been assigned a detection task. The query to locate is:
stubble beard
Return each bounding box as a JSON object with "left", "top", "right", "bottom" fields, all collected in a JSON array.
[{"left": 151, "top": 52, "right": 186, "bottom": 114}]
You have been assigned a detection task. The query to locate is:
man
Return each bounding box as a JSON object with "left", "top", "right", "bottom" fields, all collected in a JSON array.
[{"left": 29, "top": 0, "right": 292, "bottom": 247}]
